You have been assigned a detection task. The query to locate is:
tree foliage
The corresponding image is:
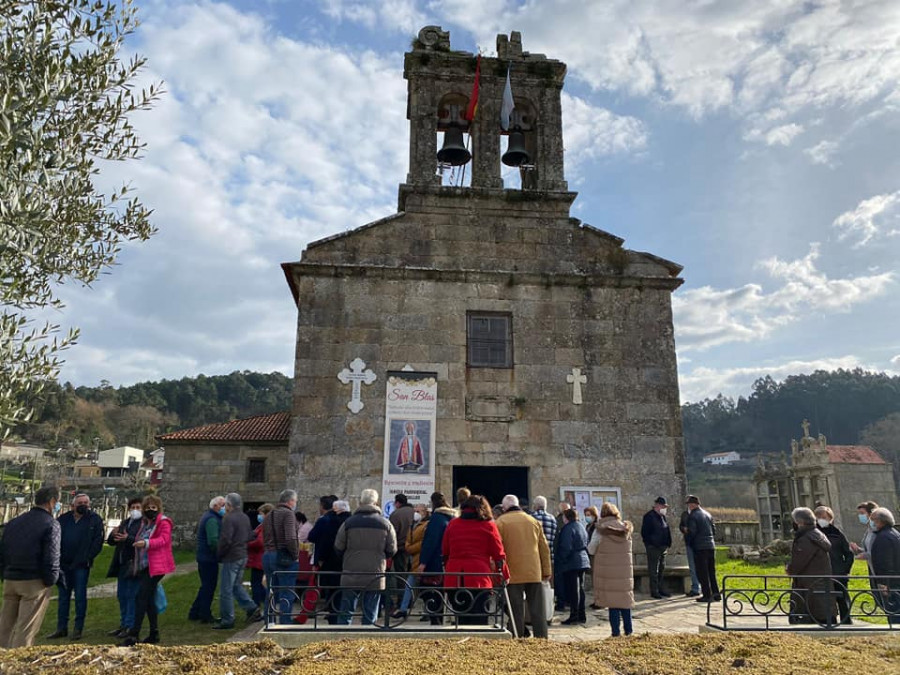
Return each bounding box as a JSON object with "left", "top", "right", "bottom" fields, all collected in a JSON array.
[
  {"left": 0, "top": 0, "right": 161, "bottom": 434},
  {"left": 16, "top": 370, "right": 293, "bottom": 449},
  {"left": 683, "top": 368, "right": 900, "bottom": 466}
]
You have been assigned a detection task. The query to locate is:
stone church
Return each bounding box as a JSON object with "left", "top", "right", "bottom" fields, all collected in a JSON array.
[{"left": 279, "top": 27, "right": 687, "bottom": 518}]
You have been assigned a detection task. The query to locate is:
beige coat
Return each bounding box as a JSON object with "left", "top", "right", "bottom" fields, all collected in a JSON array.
[
  {"left": 406, "top": 517, "right": 428, "bottom": 569},
  {"left": 496, "top": 509, "right": 551, "bottom": 584},
  {"left": 587, "top": 516, "right": 635, "bottom": 609}
]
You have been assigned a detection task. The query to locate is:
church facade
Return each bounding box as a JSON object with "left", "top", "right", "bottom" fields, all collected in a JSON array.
[{"left": 282, "top": 27, "right": 686, "bottom": 519}]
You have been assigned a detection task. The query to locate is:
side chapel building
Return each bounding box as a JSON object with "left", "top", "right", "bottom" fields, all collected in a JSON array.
[{"left": 279, "top": 27, "right": 687, "bottom": 517}]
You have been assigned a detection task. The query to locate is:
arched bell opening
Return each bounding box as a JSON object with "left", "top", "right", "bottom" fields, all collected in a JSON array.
[
  {"left": 436, "top": 92, "right": 472, "bottom": 186},
  {"left": 500, "top": 98, "right": 537, "bottom": 190}
]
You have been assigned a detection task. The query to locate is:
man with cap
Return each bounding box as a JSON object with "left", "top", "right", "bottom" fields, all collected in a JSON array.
[
  {"left": 685, "top": 495, "right": 720, "bottom": 603},
  {"left": 640, "top": 497, "right": 672, "bottom": 599}
]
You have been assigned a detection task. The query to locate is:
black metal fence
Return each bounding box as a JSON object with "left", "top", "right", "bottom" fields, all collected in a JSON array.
[
  {"left": 707, "top": 575, "right": 900, "bottom": 631},
  {"left": 264, "top": 570, "right": 514, "bottom": 634}
]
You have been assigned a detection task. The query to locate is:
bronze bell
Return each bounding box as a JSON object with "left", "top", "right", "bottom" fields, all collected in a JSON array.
[
  {"left": 502, "top": 128, "right": 530, "bottom": 167},
  {"left": 437, "top": 125, "right": 471, "bottom": 166}
]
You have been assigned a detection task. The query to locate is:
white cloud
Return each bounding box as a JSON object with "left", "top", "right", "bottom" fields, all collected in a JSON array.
[
  {"left": 804, "top": 139, "right": 840, "bottom": 166},
  {"left": 744, "top": 122, "right": 804, "bottom": 147},
  {"left": 316, "top": 0, "right": 426, "bottom": 33},
  {"left": 674, "top": 245, "right": 894, "bottom": 351},
  {"left": 427, "top": 0, "right": 900, "bottom": 141},
  {"left": 891, "top": 355, "right": 900, "bottom": 366},
  {"left": 561, "top": 93, "right": 648, "bottom": 168},
  {"left": 833, "top": 190, "right": 900, "bottom": 248},
  {"left": 680, "top": 355, "right": 868, "bottom": 402}
]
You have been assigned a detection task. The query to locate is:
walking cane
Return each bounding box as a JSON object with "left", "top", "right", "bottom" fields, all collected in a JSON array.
[{"left": 501, "top": 581, "right": 518, "bottom": 638}]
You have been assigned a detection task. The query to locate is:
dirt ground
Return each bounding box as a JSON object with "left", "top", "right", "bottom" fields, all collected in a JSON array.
[{"left": 0, "top": 634, "right": 898, "bottom": 675}]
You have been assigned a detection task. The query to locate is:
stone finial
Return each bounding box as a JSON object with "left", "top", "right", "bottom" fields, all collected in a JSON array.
[
  {"left": 414, "top": 26, "right": 450, "bottom": 51},
  {"left": 801, "top": 419, "right": 810, "bottom": 439},
  {"left": 496, "top": 31, "right": 524, "bottom": 60}
]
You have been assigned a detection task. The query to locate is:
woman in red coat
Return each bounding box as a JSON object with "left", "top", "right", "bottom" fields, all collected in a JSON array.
[{"left": 442, "top": 495, "right": 506, "bottom": 625}]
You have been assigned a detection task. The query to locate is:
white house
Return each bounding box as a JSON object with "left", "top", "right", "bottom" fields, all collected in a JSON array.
[
  {"left": 97, "top": 446, "right": 144, "bottom": 477},
  {"left": 703, "top": 451, "right": 741, "bottom": 466}
]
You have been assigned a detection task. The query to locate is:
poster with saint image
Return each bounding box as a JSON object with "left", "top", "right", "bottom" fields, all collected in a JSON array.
[{"left": 382, "top": 371, "right": 437, "bottom": 516}]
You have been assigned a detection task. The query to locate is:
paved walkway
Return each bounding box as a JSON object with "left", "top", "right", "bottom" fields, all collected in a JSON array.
[
  {"left": 227, "top": 592, "right": 712, "bottom": 643},
  {"left": 549, "top": 593, "right": 710, "bottom": 641},
  {"left": 85, "top": 561, "right": 198, "bottom": 599}
]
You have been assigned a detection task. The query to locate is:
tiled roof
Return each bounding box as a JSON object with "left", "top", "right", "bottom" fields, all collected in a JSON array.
[
  {"left": 826, "top": 445, "right": 886, "bottom": 465},
  {"left": 156, "top": 412, "right": 290, "bottom": 443}
]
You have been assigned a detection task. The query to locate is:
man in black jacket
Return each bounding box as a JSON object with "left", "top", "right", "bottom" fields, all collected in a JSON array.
[
  {"left": 0, "top": 485, "right": 62, "bottom": 648},
  {"left": 685, "top": 495, "right": 720, "bottom": 603},
  {"left": 869, "top": 507, "right": 900, "bottom": 618},
  {"left": 641, "top": 497, "right": 672, "bottom": 599},
  {"left": 815, "top": 505, "right": 854, "bottom": 624},
  {"left": 308, "top": 495, "right": 344, "bottom": 623},
  {"left": 49, "top": 493, "right": 104, "bottom": 640},
  {"left": 105, "top": 496, "right": 145, "bottom": 637}
]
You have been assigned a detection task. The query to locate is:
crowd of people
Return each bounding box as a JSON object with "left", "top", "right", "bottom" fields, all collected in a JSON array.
[{"left": 0, "top": 485, "right": 899, "bottom": 648}]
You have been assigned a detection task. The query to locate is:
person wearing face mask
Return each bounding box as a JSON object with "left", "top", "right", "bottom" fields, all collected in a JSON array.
[
  {"left": 786, "top": 507, "right": 835, "bottom": 625},
  {"left": 849, "top": 501, "right": 879, "bottom": 578},
  {"left": 247, "top": 503, "right": 274, "bottom": 612},
  {"left": 0, "top": 485, "right": 62, "bottom": 648},
  {"left": 121, "top": 495, "right": 176, "bottom": 645},
  {"left": 188, "top": 496, "right": 225, "bottom": 624},
  {"left": 814, "top": 505, "right": 853, "bottom": 625},
  {"left": 105, "top": 497, "right": 146, "bottom": 638},
  {"left": 582, "top": 505, "right": 600, "bottom": 608},
  {"left": 48, "top": 493, "right": 104, "bottom": 641},
  {"left": 640, "top": 497, "right": 672, "bottom": 600}
]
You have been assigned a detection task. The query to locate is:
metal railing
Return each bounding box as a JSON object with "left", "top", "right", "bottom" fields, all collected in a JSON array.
[
  {"left": 707, "top": 574, "right": 900, "bottom": 631},
  {"left": 264, "top": 569, "right": 515, "bottom": 634}
]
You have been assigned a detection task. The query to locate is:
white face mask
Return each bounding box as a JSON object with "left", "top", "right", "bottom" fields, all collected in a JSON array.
[
  {"left": 130, "top": 509, "right": 143, "bottom": 520},
  {"left": 659, "top": 508, "right": 668, "bottom": 517},
  {"left": 817, "top": 518, "right": 830, "bottom": 529},
  {"left": 413, "top": 512, "right": 422, "bottom": 523}
]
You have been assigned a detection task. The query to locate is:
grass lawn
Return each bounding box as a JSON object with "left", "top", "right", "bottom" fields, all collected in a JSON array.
[
  {"left": 714, "top": 547, "right": 887, "bottom": 624},
  {"left": 11, "top": 546, "right": 248, "bottom": 647}
]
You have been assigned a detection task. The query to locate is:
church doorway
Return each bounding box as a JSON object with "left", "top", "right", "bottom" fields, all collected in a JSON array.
[{"left": 452, "top": 466, "right": 529, "bottom": 508}]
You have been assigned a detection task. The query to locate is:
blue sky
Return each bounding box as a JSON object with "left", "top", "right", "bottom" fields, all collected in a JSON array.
[{"left": 52, "top": 0, "right": 900, "bottom": 402}]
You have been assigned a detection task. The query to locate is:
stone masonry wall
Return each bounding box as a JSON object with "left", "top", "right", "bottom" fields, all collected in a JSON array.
[
  {"left": 159, "top": 442, "right": 289, "bottom": 545},
  {"left": 286, "top": 193, "right": 686, "bottom": 523}
]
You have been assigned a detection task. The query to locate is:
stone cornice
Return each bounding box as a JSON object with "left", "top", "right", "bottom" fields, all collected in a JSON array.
[{"left": 281, "top": 261, "right": 683, "bottom": 303}]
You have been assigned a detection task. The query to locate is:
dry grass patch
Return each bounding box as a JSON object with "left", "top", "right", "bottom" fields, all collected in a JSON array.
[{"left": 0, "top": 634, "right": 897, "bottom": 675}]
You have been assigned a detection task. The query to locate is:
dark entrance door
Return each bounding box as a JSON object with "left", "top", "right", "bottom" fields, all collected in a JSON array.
[{"left": 452, "top": 466, "right": 529, "bottom": 508}]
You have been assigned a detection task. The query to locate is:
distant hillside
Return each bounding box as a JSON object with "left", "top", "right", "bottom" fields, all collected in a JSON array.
[
  {"left": 16, "top": 371, "right": 292, "bottom": 451},
  {"left": 682, "top": 368, "right": 900, "bottom": 497}
]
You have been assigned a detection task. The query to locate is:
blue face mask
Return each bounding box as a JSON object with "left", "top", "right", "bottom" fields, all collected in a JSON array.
[
  {"left": 53, "top": 502, "right": 61, "bottom": 515},
  {"left": 869, "top": 520, "right": 878, "bottom": 531},
  {"left": 257, "top": 514, "right": 264, "bottom": 524},
  {"left": 585, "top": 515, "right": 595, "bottom": 524},
  {"left": 858, "top": 513, "right": 869, "bottom": 525},
  {"left": 218, "top": 508, "right": 226, "bottom": 517}
]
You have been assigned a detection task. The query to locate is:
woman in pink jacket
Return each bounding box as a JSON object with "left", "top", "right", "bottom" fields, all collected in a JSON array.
[{"left": 122, "top": 495, "right": 176, "bottom": 645}]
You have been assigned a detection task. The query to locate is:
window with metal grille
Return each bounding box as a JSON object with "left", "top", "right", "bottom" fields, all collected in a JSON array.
[
  {"left": 246, "top": 459, "right": 266, "bottom": 483},
  {"left": 467, "top": 312, "right": 513, "bottom": 368}
]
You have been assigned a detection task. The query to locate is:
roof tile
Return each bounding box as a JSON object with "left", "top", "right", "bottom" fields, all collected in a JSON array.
[
  {"left": 157, "top": 412, "right": 290, "bottom": 443},
  {"left": 826, "top": 445, "right": 886, "bottom": 465}
]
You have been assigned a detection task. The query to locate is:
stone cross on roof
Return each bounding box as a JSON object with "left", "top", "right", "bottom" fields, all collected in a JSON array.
[{"left": 338, "top": 358, "right": 376, "bottom": 414}]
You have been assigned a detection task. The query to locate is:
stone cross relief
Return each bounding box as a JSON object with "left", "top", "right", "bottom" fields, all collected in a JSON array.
[
  {"left": 566, "top": 367, "right": 587, "bottom": 405},
  {"left": 337, "top": 358, "right": 377, "bottom": 414}
]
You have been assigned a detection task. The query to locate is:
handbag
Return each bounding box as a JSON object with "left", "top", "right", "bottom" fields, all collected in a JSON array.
[
  {"left": 155, "top": 584, "right": 168, "bottom": 614},
  {"left": 419, "top": 574, "right": 443, "bottom": 587}
]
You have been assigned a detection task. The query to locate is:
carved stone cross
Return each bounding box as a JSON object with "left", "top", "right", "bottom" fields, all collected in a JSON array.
[
  {"left": 337, "top": 358, "right": 376, "bottom": 414},
  {"left": 566, "top": 367, "right": 587, "bottom": 405}
]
